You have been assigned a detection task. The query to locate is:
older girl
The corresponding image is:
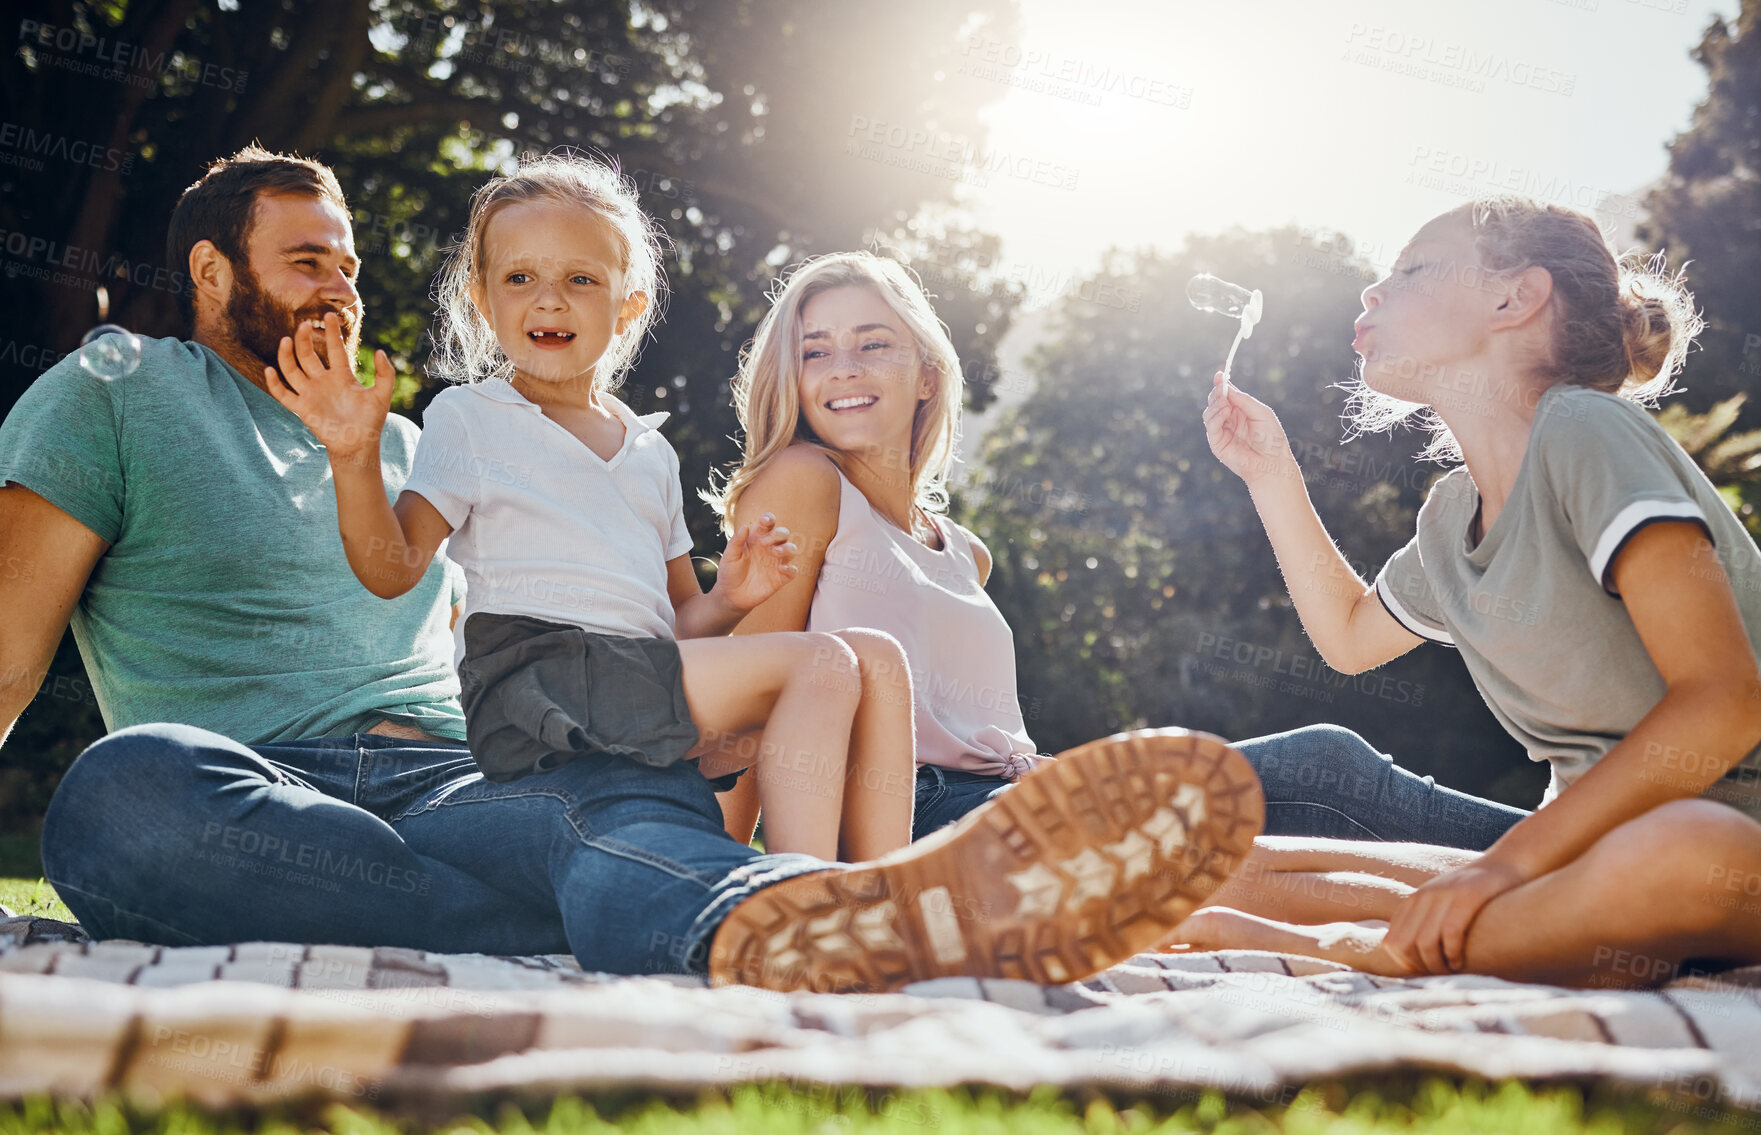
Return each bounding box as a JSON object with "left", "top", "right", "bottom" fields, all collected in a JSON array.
[{"left": 1179, "top": 195, "right": 1761, "bottom": 986}]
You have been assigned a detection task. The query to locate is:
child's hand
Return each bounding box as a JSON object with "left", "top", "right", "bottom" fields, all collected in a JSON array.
[
  {"left": 712, "top": 514, "right": 800, "bottom": 612},
  {"left": 1381, "top": 858, "right": 1527, "bottom": 975},
  {"left": 264, "top": 312, "right": 396, "bottom": 465},
  {"left": 1202, "top": 371, "right": 1297, "bottom": 487}
]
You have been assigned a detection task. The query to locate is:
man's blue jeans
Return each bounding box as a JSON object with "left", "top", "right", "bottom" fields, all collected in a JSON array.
[
  {"left": 40, "top": 724, "right": 828, "bottom": 975},
  {"left": 1233, "top": 724, "right": 1530, "bottom": 851}
]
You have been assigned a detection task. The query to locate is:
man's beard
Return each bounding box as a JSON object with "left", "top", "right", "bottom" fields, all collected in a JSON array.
[{"left": 226, "top": 265, "right": 361, "bottom": 375}]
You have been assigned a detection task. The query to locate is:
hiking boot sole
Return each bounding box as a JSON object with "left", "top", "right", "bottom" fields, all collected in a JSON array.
[{"left": 707, "top": 727, "right": 1264, "bottom": 993}]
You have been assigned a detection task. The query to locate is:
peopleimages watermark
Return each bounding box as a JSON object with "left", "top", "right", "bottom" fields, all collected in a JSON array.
[
  {"left": 351, "top": 208, "right": 448, "bottom": 258},
  {"left": 1741, "top": 332, "right": 1761, "bottom": 378},
  {"left": 1342, "top": 23, "right": 1577, "bottom": 96},
  {"left": 0, "top": 123, "right": 135, "bottom": 175},
  {"left": 917, "top": 249, "right": 1142, "bottom": 313},
  {"left": 196, "top": 822, "right": 433, "bottom": 896},
  {"left": 958, "top": 35, "right": 1192, "bottom": 110},
  {"left": 0, "top": 335, "right": 66, "bottom": 372},
  {"left": 140, "top": 1026, "right": 381, "bottom": 1100},
  {"left": 17, "top": 18, "right": 248, "bottom": 92},
  {"left": 0, "top": 227, "right": 191, "bottom": 297},
  {"left": 404, "top": 11, "right": 632, "bottom": 80},
  {"left": 1404, "top": 145, "right": 1641, "bottom": 220},
  {"left": 845, "top": 116, "right": 1080, "bottom": 192},
  {"left": 1193, "top": 630, "right": 1426, "bottom": 707}
]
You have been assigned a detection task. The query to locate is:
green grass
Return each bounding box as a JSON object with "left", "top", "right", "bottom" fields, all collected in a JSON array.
[
  {"left": 0, "top": 875, "right": 71, "bottom": 921},
  {"left": 1, "top": 830, "right": 72, "bottom": 921},
  {"left": 1, "top": 1080, "right": 1759, "bottom": 1135}
]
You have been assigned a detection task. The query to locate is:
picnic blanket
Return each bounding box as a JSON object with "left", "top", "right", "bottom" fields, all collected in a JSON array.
[{"left": 4, "top": 917, "right": 1761, "bottom": 1112}]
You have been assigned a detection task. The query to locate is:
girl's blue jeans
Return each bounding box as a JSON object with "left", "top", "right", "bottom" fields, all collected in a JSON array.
[
  {"left": 1233, "top": 723, "right": 1530, "bottom": 850},
  {"left": 908, "top": 723, "right": 1529, "bottom": 852},
  {"left": 40, "top": 723, "right": 828, "bottom": 975}
]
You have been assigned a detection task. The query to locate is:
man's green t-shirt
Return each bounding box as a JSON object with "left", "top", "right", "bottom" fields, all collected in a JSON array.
[{"left": 0, "top": 336, "right": 466, "bottom": 744}]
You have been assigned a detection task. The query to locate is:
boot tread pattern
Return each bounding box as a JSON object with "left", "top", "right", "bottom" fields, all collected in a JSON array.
[{"left": 708, "top": 729, "right": 1264, "bottom": 993}]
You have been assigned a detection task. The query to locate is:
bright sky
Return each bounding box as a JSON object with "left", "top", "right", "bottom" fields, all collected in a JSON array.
[{"left": 957, "top": 0, "right": 1736, "bottom": 306}]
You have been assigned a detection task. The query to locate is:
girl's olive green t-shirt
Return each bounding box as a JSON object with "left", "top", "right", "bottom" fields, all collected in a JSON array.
[{"left": 1375, "top": 383, "right": 1761, "bottom": 816}]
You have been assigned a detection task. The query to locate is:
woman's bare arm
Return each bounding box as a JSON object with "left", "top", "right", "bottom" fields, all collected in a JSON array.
[
  {"left": 727, "top": 446, "right": 842, "bottom": 636},
  {"left": 712, "top": 446, "right": 842, "bottom": 842}
]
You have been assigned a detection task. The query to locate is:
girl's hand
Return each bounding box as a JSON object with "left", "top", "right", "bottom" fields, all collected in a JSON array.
[
  {"left": 1202, "top": 371, "right": 1297, "bottom": 487},
  {"left": 264, "top": 312, "right": 395, "bottom": 465},
  {"left": 712, "top": 514, "right": 800, "bottom": 612},
  {"left": 1381, "top": 858, "right": 1527, "bottom": 975}
]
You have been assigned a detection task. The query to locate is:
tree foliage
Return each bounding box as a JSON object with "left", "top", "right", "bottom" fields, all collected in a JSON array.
[
  {"left": 1639, "top": 0, "right": 1761, "bottom": 529},
  {"left": 1, "top": 2, "right": 1022, "bottom": 529},
  {"left": 0, "top": 0, "right": 1022, "bottom": 829}
]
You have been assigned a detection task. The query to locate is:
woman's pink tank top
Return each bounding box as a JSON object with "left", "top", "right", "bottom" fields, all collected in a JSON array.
[{"left": 808, "top": 470, "right": 1045, "bottom": 779}]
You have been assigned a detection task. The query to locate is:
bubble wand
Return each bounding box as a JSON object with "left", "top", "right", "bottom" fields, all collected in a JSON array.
[{"left": 1187, "top": 273, "right": 1263, "bottom": 381}]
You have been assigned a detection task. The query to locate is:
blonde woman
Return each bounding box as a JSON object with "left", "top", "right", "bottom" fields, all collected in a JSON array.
[{"left": 712, "top": 252, "right": 1225, "bottom": 843}]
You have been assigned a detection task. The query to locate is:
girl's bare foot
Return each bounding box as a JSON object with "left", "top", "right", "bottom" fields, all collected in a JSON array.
[{"left": 1168, "top": 907, "right": 1413, "bottom": 976}]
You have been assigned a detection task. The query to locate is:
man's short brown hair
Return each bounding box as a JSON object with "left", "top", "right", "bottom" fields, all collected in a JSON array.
[{"left": 165, "top": 144, "right": 349, "bottom": 325}]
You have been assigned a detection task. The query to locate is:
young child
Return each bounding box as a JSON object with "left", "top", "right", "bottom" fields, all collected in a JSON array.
[
  {"left": 263, "top": 154, "right": 915, "bottom": 862},
  {"left": 1183, "top": 194, "right": 1761, "bottom": 986}
]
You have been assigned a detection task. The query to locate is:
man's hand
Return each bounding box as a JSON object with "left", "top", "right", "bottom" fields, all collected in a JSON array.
[
  {"left": 710, "top": 514, "right": 799, "bottom": 613},
  {"left": 264, "top": 312, "right": 395, "bottom": 465},
  {"left": 1381, "top": 858, "right": 1527, "bottom": 975}
]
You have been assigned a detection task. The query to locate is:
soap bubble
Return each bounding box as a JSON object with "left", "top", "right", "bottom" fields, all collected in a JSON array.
[
  {"left": 78, "top": 324, "right": 141, "bottom": 381},
  {"left": 1186, "top": 274, "right": 1256, "bottom": 319},
  {"left": 1187, "top": 275, "right": 1265, "bottom": 381}
]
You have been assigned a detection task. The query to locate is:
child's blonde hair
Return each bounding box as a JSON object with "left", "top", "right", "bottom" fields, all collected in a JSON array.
[
  {"left": 1346, "top": 194, "right": 1704, "bottom": 461},
  {"left": 706, "top": 252, "right": 965, "bottom": 534},
  {"left": 430, "top": 151, "right": 666, "bottom": 389}
]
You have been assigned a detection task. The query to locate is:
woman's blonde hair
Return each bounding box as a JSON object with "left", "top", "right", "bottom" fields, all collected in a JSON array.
[
  {"left": 1345, "top": 194, "right": 1703, "bottom": 461},
  {"left": 429, "top": 151, "right": 666, "bottom": 389},
  {"left": 706, "top": 252, "right": 965, "bottom": 532}
]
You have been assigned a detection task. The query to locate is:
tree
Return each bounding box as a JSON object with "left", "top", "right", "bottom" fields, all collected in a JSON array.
[
  {"left": 966, "top": 230, "right": 1546, "bottom": 807},
  {"left": 1, "top": 2, "right": 1020, "bottom": 435},
  {"left": 0, "top": 0, "right": 1024, "bottom": 832},
  {"left": 1639, "top": 1, "right": 1761, "bottom": 529}
]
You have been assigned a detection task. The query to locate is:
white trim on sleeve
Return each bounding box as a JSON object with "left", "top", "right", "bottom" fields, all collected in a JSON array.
[
  {"left": 1588, "top": 499, "right": 1709, "bottom": 587},
  {"left": 1375, "top": 574, "right": 1455, "bottom": 646}
]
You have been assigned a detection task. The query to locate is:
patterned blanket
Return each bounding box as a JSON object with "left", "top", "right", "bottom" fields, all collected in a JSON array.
[{"left": 4, "top": 918, "right": 1760, "bottom": 1112}]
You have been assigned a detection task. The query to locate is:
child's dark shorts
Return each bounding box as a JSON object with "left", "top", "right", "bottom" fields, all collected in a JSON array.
[{"left": 457, "top": 612, "right": 742, "bottom": 789}]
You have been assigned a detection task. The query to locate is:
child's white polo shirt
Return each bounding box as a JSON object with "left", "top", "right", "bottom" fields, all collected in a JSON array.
[{"left": 400, "top": 378, "right": 693, "bottom": 666}]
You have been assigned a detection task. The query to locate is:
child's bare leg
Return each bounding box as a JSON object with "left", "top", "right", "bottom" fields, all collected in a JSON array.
[
  {"left": 1180, "top": 800, "right": 1761, "bottom": 987},
  {"left": 1193, "top": 837, "right": 1478, "bottom": 924},
  {"left": 830, "top": 629, "right": 915, "bottom": 860},
  {"left": 1240, "top": 836, "right": 1480, "bottom": 885},
  {"left": 1198, "top": 868, "right": 1413, "bottom": 926},
  {"left": 677, "top": 632, "right": 859, "bottom": 860}
]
